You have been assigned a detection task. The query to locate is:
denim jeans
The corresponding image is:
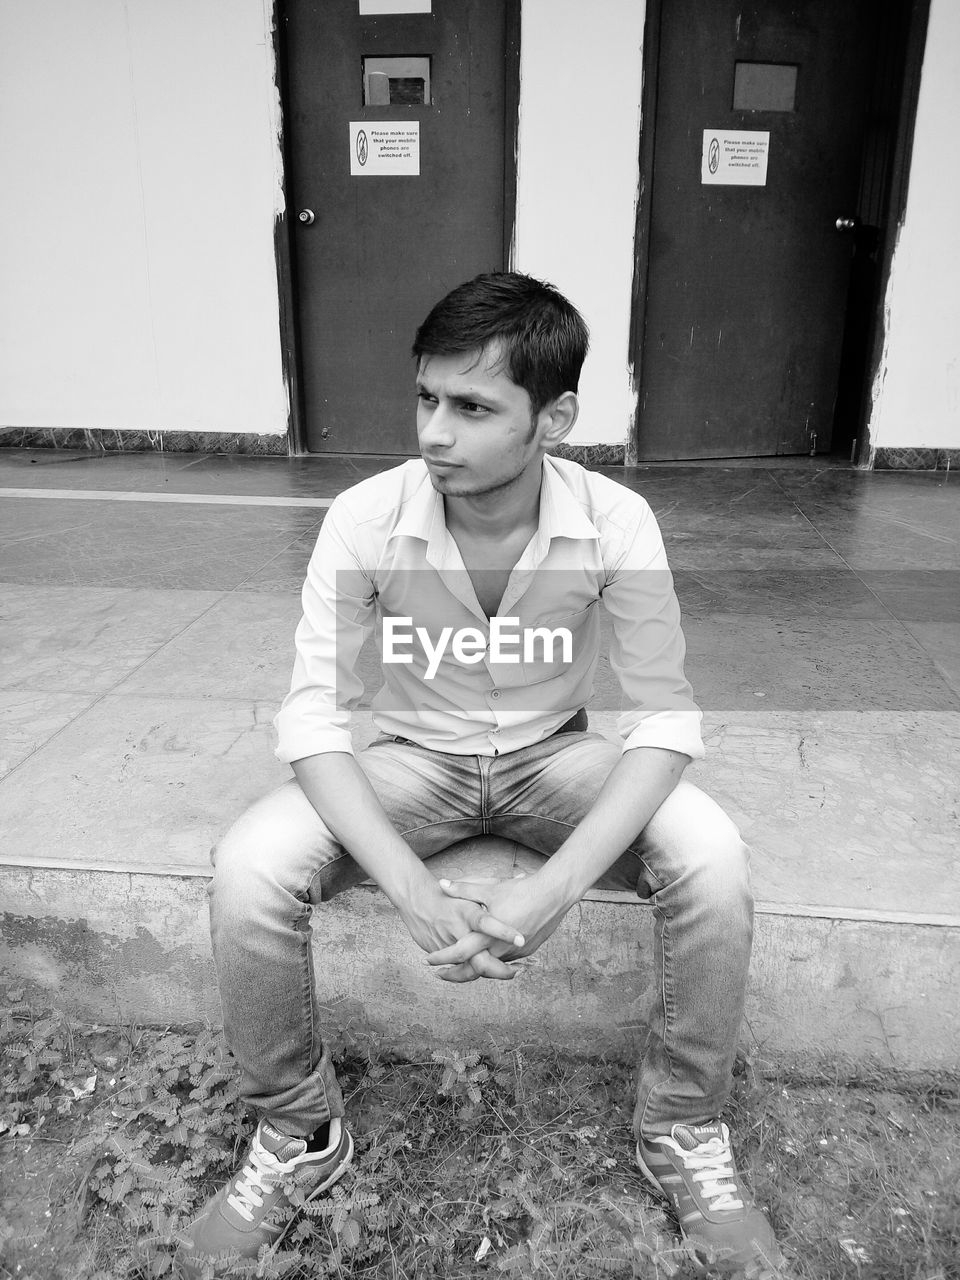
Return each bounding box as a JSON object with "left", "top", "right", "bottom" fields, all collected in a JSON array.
[{"left": 208, "top": 730, "right": 753, "bottom": 1140}]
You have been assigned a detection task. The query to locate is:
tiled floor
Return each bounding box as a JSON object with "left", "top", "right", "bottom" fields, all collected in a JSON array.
[{"left": 2, "top": 447, "right": 959, "bottom": 923}]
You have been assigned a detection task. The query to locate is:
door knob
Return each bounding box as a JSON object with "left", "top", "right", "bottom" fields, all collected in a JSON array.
[
  {"left": 835, "top": 216, "right": 859, "bottom": 231},
  {"left": 298, "top": 209, "right": 315, "bottom": 225}
]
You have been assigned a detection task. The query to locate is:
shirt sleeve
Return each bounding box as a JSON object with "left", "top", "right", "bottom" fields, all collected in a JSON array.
[
  {"left": 273, "top": 496, "right": 376, "bottom": 763},
  {"left": 600, "top": 502, "right": 705, "bottom": 761}
]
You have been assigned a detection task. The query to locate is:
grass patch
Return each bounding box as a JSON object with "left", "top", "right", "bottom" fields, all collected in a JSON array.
[{"left": 1, "top": 989, "right": 958, "bottom": 1279}]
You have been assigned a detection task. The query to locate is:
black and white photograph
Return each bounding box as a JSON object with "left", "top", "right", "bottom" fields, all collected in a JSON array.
[{"left": 1, "top": 2, "right": 957, "bottom": 1277}]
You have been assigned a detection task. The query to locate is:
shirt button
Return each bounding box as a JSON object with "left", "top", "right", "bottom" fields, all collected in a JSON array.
[
  {"left": 491, "top": 690, "right": 500, "bottom": 699},
  {"left": 491, "top": 727, "right": 501, "bottom": 734}
]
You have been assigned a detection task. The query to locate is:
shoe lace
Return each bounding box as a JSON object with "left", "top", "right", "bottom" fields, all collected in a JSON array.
[
  {"left": 679, "top": 1135, "right": 744, "bottom": 1212},
  {"left": 226, "top": 1144, "right": 286, "bottom": 1222}
]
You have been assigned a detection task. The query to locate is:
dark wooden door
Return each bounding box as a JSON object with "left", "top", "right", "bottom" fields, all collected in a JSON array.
[
  {"left": 636, "top": 0, "right": 880, "bottom": 459},
  {"left": 283, "top": 0, "right": 513, "bottom": 454}
]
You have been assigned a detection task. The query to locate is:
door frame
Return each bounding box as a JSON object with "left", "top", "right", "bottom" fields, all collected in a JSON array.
[
  {"left": 627, "top": 0, "right": 932, "bottom": 467},
  {"left": 271, "top": 0, "right": 522, "bottom": 457}
]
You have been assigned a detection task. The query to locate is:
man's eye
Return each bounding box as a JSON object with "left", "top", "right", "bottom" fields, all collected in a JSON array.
[
  {"left": 461, "top": 402, "right": 489, "bottom": 415},
  {"left": 417, "top": 391, "right": 437, "bottom": 405}
]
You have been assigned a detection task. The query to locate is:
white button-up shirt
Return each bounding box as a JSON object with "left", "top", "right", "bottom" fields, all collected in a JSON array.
[{"left": 274, "top": 455, "right": 704, "bottom": 762}]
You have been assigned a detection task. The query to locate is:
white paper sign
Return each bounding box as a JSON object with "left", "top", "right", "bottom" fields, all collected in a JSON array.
[
  {"left": 359, "top": 1, "right": 431, "bottom": 13},
  {"left": 701, "top": 130, "right": 770, "bottom": 186},
  {"left": 350, "top": 122, "right": 420, "bottom": 176}
]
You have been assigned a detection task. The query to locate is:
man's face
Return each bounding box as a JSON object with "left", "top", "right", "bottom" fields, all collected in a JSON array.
[{"left": 415, "top": 343, "right": 546, "bottom": 499}]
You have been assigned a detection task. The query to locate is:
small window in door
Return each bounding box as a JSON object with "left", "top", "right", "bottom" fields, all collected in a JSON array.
[
  {"left": 733, "top": 62, "right": 798, "bottom": 113},
  {"left": 362, "top": 56, "right": 431, "bottom": 106}
]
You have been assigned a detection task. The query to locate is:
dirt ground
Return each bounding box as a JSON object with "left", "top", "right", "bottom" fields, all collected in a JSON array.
[{"left": 1, "top": 1008, "right": 958, "bottom": 1280}]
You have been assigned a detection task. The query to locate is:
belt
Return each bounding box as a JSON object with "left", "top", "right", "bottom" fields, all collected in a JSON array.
[{"left": 554, "top": 708, "right": 589, "bottom": 735}]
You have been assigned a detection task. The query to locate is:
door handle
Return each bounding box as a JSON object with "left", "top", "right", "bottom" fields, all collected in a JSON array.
[
  {"left": 298, "top": 209, "right": 315, "bottom": 225},
  {"left": 835, "top": 216, "right": 859, "bottom": 231}
]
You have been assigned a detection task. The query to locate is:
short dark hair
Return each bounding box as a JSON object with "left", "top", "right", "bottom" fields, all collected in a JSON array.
[{"left": 412, "top": 272, "right": 589, "bottom": 413}]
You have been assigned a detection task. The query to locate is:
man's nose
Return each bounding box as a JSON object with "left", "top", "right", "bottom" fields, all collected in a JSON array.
[{"left": 419, "top": 401, "right": 456, "bottom": 447}]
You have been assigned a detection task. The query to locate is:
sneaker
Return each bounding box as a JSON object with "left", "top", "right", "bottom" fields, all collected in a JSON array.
[
  {"left": 176, "top": 1117, "right": 353, "bottom": 1277},
  {"left": 636, "top": 1121, "right": 781, "bottom": 1274}
]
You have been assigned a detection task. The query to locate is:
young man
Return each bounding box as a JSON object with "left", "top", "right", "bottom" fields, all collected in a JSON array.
[{"left": 178, "top": 273, "right": 781, "bottom": 1275}]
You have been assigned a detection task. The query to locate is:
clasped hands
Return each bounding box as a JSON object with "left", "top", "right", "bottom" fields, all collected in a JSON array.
[{"left": 412, "top": 870, "right": 569, "bottom": 984}]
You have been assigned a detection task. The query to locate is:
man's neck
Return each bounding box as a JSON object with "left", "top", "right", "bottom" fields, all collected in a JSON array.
[{"left": 443, "top": 455, "right": 545, "bottom": 543}]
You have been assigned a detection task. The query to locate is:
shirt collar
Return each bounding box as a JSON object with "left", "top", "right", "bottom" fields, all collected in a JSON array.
[
  {"left": 538, "top": 454, "right": 602, "bottom": 543},
  {"left": 389, "top": 463, "right": 443, "bottom": 542},
  {"left": 387, "top": 455, "right": 601, "bottom": 549}
]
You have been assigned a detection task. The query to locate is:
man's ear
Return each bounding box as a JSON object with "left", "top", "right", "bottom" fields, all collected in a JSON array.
[{"left": 538, "top": 391, "right": 579, "bottom": 450}]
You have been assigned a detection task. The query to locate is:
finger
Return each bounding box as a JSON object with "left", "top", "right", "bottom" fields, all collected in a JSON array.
[
  {"left": 437, "top": 877, "right": 500, "bottom": 902},
  {"left": 433, "top": 956, "right": 535, "bottom": 982},
  {"left": 433, "top": 952, "right": 517, "bottom": 983},
  {"left": 425, "top": 931, "right": 498, "bottom": 967},
  {"left": 476, "top": 913, "right": 525, "bottom": 948},
  {"left": 470, "top": 951, "right": 520, "bottom": 980},
  {"left": 433, "top": 962, "right": 481, "bottom": 984},
  {"left": 435, "top": 882, "right": 525, "bottom": 946}
]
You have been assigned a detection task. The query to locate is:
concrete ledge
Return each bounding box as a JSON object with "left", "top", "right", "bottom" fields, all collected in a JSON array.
[{"left": 3, "top": 838, "right": 958, "bottom": 1071}]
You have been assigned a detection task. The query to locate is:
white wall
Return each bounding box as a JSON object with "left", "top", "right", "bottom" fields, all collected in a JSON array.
[
  {"left": 5, "top": 0, "right": 951, "bottom": 457},
  {"left": 869, "top": 0, "right": 960, "bottom": 453},
  {"left": 0, "top": 0, "right": 288, "bottom": 437},
  {"left": 513, "top": 0, "right": 645, "bottom": 447}
]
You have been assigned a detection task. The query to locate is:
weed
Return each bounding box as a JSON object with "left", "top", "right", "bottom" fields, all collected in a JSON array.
[{"left": 1, "top": 990, "right": 959, "bottom": 1280}]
